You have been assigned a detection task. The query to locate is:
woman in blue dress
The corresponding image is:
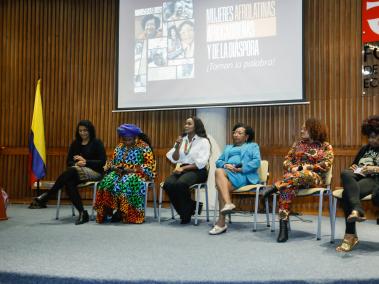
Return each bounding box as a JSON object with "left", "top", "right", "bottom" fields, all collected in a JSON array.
[{"left": 209, "top": 123, "right": 261, "bottom": 235}]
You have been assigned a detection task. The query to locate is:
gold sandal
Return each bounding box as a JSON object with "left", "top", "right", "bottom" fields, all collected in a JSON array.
[
  {"left": 336, "top": 234, "right": 359, "bottom": 252},
  {"left": 347, "top": 210, "right": 366, "bottom": 223}
]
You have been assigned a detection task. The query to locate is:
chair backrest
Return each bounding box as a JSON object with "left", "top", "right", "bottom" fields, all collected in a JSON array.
[
  {"left": 324, "top": 166, "right": 333, "bottom": 186},
  {"left": 258, "top": 160, "right": 269, "bottom": 183}
]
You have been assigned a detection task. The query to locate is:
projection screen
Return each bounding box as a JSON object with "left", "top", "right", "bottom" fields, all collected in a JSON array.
[{"left": 116, "top": 0, "right": 304, "bottom": 110}]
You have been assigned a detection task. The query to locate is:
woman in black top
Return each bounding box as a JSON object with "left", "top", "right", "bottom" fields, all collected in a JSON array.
[
  {"left": 337, "top": 115, "right": 379, "bottom": 252},
  {"left": 29, "top": 120, "right": 107, "bottom": 225}
]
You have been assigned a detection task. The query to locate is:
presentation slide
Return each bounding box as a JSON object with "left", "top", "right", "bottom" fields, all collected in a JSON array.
[{"left": 117, "top": 0, "right": 304, "bottom": 110}]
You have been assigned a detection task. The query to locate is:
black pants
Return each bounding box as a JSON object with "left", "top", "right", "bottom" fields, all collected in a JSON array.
[
  {"left": 45, "top": 167, "right": 84, "bottom": 212},
  {"left": 163, "top": 168, "right": 208, "bottom": 220},
  {"left": 340, "top": 169, "right": 379, "bottom": 234}
]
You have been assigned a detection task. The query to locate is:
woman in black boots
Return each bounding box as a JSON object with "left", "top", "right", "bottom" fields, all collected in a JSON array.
[
  {"left": 336, "top": 115, "right": 379, "bottom": 252},
  {"left": 268, "top": 118, "right": 334, "bottom": 242},
  {"left": 29, "top": 120, "right": 107, "bottom": 225}
]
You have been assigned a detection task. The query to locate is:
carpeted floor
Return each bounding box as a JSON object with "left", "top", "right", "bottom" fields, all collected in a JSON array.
[{"left": 0, "top": 204, "right": 379, "bottom": 283}]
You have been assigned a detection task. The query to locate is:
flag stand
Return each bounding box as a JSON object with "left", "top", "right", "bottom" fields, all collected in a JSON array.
[{"left": 36, "top": 179, "right": 41, "bottom": 196}]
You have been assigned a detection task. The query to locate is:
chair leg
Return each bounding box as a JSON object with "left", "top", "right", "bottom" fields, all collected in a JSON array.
[
  {"left": 72, "top": 205, "right": 75, "bottom": 217},
  {"left": 91, "top": 182, "right": 97, "bottom": 221},
  {"left": 194, "top": 185, "right": 199, "bottom": 225},
  {"left": 170, "top": 203, "right": 175, "bottom": 219},
  {"left": 253, "top": 188, "right": 260, "bottom": 232},
  {"left": 213, "top": 191, "right": 218, "bottom": 226},
  {"left": 271, "top": 194, "right": 277, "bottom": 232},
  {"left": 144, "top": 183, "right": 148, "bottom": 218},
  {"left": 152, "top": 183, "right": 157, "bottom": 219},
  {"left": 316, "top": 190, "right": 324, "bottom": 240},
  {"left": 158, "top": 186, "right": 163, "bottom": 224},
  {"left": 265, "top": 196, "right": 270, "bottom": 227},
  {"left": 331, "top": 197, "right": 338, "bottom": 243},
  {"left": 327, "top": 190, "right": 334, "bottom": 243},
  {"left": 204, "top": 185, "right": 209, "bottom": 222},
  {"left": 56, "top": 189, "right": 62, "bottom": 220}
]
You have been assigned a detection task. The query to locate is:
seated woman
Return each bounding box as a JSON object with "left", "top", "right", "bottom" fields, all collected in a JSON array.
[
  {"left": 94, "top": 124, "right": 156, "bottom": 224},
  {"left": 336, "top": 115, "right": 379, "bottom": 252},
  {"left": 164, "top": 116, "right": 211, "bottom": 224},
  {"left": 267, "top": 118, "right": 334, "bottom": 242},
  {"left": 29, "top": 120, "right": 107, "bottom": 225},
  {"left": 209, "top": 123, "right": 261, "bottom": 235}
]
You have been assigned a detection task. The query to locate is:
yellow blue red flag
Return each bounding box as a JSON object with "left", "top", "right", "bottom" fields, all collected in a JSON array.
[{"left": 28, "top": 79, "right": 46, "bottom": 185}]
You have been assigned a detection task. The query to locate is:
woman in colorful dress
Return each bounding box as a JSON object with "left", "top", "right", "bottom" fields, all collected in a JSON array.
[
  {"left": 268, "top": 118, "right": 334, "bottom": 242},
  {"left": 209, "top": 123, "right": 261, "bottom": 235},
  {"left": 95, "top": 124, "right": 156, "bottom": 224},
  {"left": 336, "top": 115, "right": 379, "bottom": 252},
  {"left": 164, "top": 116, "right": 211, "bottom": 224}
]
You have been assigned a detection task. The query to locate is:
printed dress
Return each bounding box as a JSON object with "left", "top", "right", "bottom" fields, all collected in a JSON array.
[
  {"left": 276, "top": 140, "right": 334, "bottom": 213},
  {"left": 95, "top": 140, "right": 156, "bottom": 224}
]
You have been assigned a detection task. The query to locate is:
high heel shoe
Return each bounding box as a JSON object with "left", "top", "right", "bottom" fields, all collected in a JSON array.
[
  {"left": 347, "top": 210, "right": 366, "bottom": 223},
  {"left": 277, "top": 219, "right": 289, "bottom": 243},
  {"left": 75, "top": 210, "right": 89, "bottom": 225},
  {"left": 28, "top": 192, "right": 48, "bottom": 209},
  {"left": 336, "top": 234, "right": 359, "bottom": 252}
]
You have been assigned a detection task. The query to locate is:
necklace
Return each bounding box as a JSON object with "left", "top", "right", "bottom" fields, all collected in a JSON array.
[{"left": 184, "top": 137, "right": 194, "bottom": 155}]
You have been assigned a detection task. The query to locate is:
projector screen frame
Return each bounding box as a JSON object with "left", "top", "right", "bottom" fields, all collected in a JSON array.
[{"left": 114, "top": 0, "right": 306, "bottom": 112}]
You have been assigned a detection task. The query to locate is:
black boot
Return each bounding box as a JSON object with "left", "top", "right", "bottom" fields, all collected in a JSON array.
[
  {"left": 28, "top": 192, "right": 49, "bottom": 209},
  {"left": 111, "top": 210, "right": 122, "bottom": 223},
  {"left": 277, "top": 219, "right": 289, "bottom": 243},
  {"left": 75, "top": 210, "right": 89, "bottom": 225}
]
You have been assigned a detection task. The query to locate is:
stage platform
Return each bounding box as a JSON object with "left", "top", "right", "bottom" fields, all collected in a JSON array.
[{"left": 0, "top": 204, "right": 379, "bottom": 284}]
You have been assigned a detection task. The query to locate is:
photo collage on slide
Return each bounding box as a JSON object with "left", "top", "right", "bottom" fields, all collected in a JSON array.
[{"left": 134, "top": 0, "right": 194, "bottom": 93}]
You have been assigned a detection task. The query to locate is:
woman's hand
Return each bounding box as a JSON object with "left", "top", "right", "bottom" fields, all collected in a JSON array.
[
  {"left": 291, "top": 166, "right": 300, "bottom": 173},
  {"left": 173, "top": 167, "right": 184, "bottom": 175},
  {"left": 76, "top": 160, "right": 86, "bottom": 167},
  {"left": 349, "top": 164, "right": 358, "bottom": 171},
  {"left": 361, "top": 165, "right": 379, "bottom": 175},
  {"left": 103, "top": 160, "right": 112, "bottom": 171},
  {"left": 74, "top": 155, "right": 85, "bottom": 162},
  {"left": 224, "top": 164, "right": 240, "bottom": 173}
]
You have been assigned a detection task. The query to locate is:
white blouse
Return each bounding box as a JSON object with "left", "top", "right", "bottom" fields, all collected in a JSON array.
[{"left": 166, "top": 134, "right": 211, "bottom": 169}]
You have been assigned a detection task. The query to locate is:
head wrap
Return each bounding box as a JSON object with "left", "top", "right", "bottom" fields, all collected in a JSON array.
[{"left": 117, "top": 124, "right": 142, "bottom": 137}]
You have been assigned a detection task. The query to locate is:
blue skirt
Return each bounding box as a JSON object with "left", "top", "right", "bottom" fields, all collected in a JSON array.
[{"left": 225, "top": 169, "right": 249, "bottom": 189}]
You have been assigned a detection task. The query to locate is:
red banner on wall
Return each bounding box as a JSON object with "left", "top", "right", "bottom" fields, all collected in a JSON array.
[{"left": 362, "top": 0, "right": 379, "bottom": 43}]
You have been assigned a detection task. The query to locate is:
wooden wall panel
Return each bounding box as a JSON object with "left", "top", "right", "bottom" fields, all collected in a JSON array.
[
  {"left": 0, "top": 0, "right": 194, "bottom": 202},
  {"left": 0, "top": 0, "right": 378, "bottom": 216}
]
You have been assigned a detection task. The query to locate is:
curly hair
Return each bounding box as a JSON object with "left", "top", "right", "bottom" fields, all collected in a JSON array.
[
  {"left": 304, "top": 118, "right": 328, "bottom": 143},
  {"left": 232, "top": 123, "right": 255, "bottom": 142},
  {"left": 361, "top": 115, "right": 379, "bottom": 136}
]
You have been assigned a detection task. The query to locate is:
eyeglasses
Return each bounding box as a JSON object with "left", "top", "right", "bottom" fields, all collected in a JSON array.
[{"left": 232, "top": 131, "right": 246, "bottom": 135}]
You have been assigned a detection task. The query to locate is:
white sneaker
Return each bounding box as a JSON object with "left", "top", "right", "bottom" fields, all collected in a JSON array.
[
  {"left": 209, "top": 225, "right": 227, "bottom": 235},
  {"left": 220, "top": 203, "right": 236, "bottom": 215}
]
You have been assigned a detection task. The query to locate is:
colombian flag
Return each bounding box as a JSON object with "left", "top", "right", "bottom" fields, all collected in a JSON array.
[{"left": 28, "top": 79, "right": 46, "bottom": 185}]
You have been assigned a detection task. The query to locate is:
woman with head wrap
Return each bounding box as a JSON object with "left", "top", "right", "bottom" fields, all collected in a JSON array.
[
  {"left": 29, "top": 120, "right": 107, "bottom": 225},
  {"left": 94, "top": 124, "right": 156, "bottom": 224}
]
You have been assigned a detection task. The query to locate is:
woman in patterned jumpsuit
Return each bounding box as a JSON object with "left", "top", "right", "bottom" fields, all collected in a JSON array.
[{"left": 271, "top": 118, "right": 334, "bottom": 242}]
